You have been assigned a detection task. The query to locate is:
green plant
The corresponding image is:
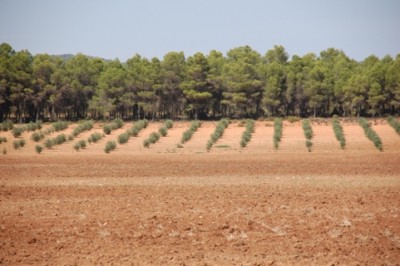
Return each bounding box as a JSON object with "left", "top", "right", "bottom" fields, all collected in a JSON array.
[
  {"left": 2, "top": 147, "right": 7, "bottom": 155},
  {"left": 73, "top": 142, "right": 81, "bottom": 151},
  {"left": 0, "top": 120, "right": 14, "bottom": 131},
  {"left": 358, "top": 118, "right": 383, "bottom": 151},
  {"left": 332, "top": 117, "right": 346, "bottom": 149},
  {"left": 12, "top": 127, "right": 24, "bottom": 138},
  {"left": 302, "top": 119, "right": 313, "bottom": 140},
  {"left": 0, "top": 136, "right": 7, "bottom": 143},
  {"left": 164, "top": 120, "right": 173, "bottom": 129},
  {"left": 35, "top": 144, "right": 43, "bottom": 154},
  {"left": 103, "top": 118, "right": 124, "bottom": 134},
  {"left": 88, "top": 132, "right": 103, "bottom": 143},
  {"left": 104, "top": 140, "right": 117, "bottom": 153},
  {"left": 240, "top": 119, "right": 255, "bottom": 148},
  {"left": 13, "top": 139, "right": 25, "bottom": 149},
  {"left": 55, "top": 134, "right": 66, "bottom": 145},
  {"left": 158, "top": 125, "right": 168, "bottom": 137},
  {"left": 128, "top": 119, "right": 148, "bottom": 137},
  {"left": 206, "top": 118, "right": 230, "bottom": 151},
  {"left": 52, "top": 121, "right": 69, "bottom": 131},
  {"left": 118, "top": 132, "right": 129, "bottom": 144},
  {"left": 79, "top": 139, "right": 87, "bottom": 149},
  {"left": 302, "top": 119, "right": 313, "bottom": 151},
  {"left": 273, "top": 118, "right": 283, "bottom": 149},
  {"left": 143, "top": 132, "right": 161, "bottom": 147},
  {"left": 31, "top": 131, "right": 45, "bottom": 142},
  {"left": 387, "top": 116, "right": 400, "bottom": 135},
  {"left": 44, "top": 138, "right": 54, "bottom": 149},
  {"left": 181, "top": 120, "right": 201, "bottom": 144},
  {"left": 25, "top": 120, "right": 42, "bottom": 132},
  {"left": 305, "top": 140, "right": 313, "bottom": 152},
  {"left": 103, "top": 124, "right": 112, "bottom": 135}
]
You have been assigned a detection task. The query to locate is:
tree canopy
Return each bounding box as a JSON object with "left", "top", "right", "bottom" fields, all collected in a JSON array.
[{"left": 0, "top": 43, "right": 399, "bottom": 121}]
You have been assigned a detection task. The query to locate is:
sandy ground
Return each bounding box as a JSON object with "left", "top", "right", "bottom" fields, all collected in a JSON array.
[{"left": 0, "top": 120, "right": 399, "bottom": 265}]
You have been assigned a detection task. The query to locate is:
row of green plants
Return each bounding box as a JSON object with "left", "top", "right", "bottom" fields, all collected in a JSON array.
[
  {"left": 31, "top": 121, "right": 70, "bottom": 142},
  {"left": 11, "top": 120, "right": 43, "bottom": 138},
  {"left": 387, "top": 116, "right": 400, "bottom": 135},
  {"left": 44, "top": 133, "right": 70, "bottom": 149},
  {"left": 273, "top": 118, "right": 283, "bottom": 149},
  {"left": 302, "top": 119, "right": 313, "bottom": 152},
  {"left": 118, "top": 119, "right": 149, "bottom": 145},
  {"left": 143, "top": 120, "right": 173, "bottom": 148},
  {"left": 240, "top": 120, "right": 255, "bottom": 148},
  {"left": 72, "top": 120, "right": 94, "bottom": 136},
  {"left": 358, "top": 118, "right": 383, "bottom": 151},
  {"left": 206, "top": 118, "right": 230, "bottom": 151},
  {"left": 332, "top": 117, "right": 346, "bottom": 149},
  {"left": 181, "top": 120, "right": 201, "bottom": 144},
  {"left": 103, "top": 118, "right": 124, "bottom": 134}
]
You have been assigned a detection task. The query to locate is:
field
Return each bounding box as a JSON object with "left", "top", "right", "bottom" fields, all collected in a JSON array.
[{"left": 1, "top": 119, "right": 400, "bottom": 265}]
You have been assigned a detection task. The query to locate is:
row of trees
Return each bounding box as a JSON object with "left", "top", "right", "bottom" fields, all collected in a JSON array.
[{"left": 0, "top": 42, "right": 399, "bottom": 122}]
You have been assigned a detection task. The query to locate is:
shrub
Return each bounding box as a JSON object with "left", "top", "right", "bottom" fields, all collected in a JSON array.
[
  {"left": 73, "top": 142, "right": 81, "bottom": 151},
  {"left": 118, "top": 132, "right": 129, "bottom": 144},
  {"left": 181, "top": 120, "right": 201, "bottom": 144},
  {"left": 31, "top": 131, "right": 45, "bottom": 142},
  {"left": 143, "top": 132, "right": 161, "bottom": 147},
  {"left": 44, "top": 138, "right": 54, "bottom": 149},
  {"left": 35, "top": 145, "right": 43, "bottom": 154},
  {"left": 332, "top": 117, "right": 346, "bottom": 149},
  {"left": 103, "top": 124, "right": 112, "bottom": 135},
  {"left": 240, "top": 119, "right": 255, "bottom": 148},
  {"left": 158, "top": 125, "right": 168, "bottom": 137},
  {"left": 25, "top": 120, "right": 42, "bottom": 132},
  {"left": 206, "top": 118, "right": 230, "bottom": 151},
  {"left": 2, "top": 147, "right": 7, "bottom": 155},
  {"left": 12, "top": 127, "right": 24, "bottom": 138},
  {"left": 164, "top": 120, "right": 173, "bottom": 129},
  {"left": 305, "top": 140, "right": 313, "bottom": 152},
  {"left": 0, "top": 136, "right": 7, "bottom": 144},
  {"left": 302, "top": 119, "right": 313, "bottom": 151},
  {"left": 143, "top": 139, "right": 150, "bottom": 148},
  {"left": 55, "top": 134, "right": 66, "bottom": 145},
  {"left": 103, "top": 118, "right": 124, "bottom": 134},
  {"left": 74, "top": 140, "right": 87, "bottom": 151},
  {"left": 104, "top": 140, "right": 117, "bottom": 153},
  {"left": 72, "top": 120, "right": 94, "bottom": 136},
  {"left": 88, "top": 132, "right": 103, "bottom": 143},
  {"left": 302, "top": 119, "right": 313, "bottom": 140},
  {"left": 0, "top": 120, "right": 14, "bottom": 131},
  {"left": 127, "top": 119, "right": 148, "bottom": 137},
  {"left": 13, "top": 139, "right": 25, "bottom": 149},
  {"left": 358, "top": 118, "right": 383, "bottom": 151},
  {"left": 52, "top": 121, "right": 68, "bottom": 131},
  {"left": 273, "top": 118, "right": 283, "bottom": 149},
  {"left": 387, "top": 116, "right": 400, "bottom": 135}
]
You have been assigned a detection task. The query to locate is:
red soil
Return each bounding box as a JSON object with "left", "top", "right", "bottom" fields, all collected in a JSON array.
[{"left": 0, "top": 120, "right": 399, "bottom": 265}]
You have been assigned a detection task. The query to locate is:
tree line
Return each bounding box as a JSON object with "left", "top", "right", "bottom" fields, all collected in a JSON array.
[{"left": 0, "top": 42, "right": 399, "bottom": 122}]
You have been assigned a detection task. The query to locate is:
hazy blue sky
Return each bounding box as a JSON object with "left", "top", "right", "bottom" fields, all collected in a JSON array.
[{"left": 0, "top": 0, "right": 399, "bottom": 61}]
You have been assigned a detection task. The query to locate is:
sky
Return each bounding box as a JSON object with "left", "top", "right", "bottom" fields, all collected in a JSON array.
[{"left": 0, "top": 0, "right": 399, "bottom": 61}]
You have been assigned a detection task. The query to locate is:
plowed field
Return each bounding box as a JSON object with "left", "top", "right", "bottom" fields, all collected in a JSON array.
[{"left": 1, "top": 120, "right": 399, "bottom": 265}]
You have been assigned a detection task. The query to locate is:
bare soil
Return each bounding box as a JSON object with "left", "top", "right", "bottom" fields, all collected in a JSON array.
[{"left": 0, "top": 120, "right": 399, "bottom": 265}]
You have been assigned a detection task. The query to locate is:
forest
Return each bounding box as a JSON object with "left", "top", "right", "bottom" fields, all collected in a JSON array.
[{"left": 0, "top": 42, "right": 399, "bottom": 122}]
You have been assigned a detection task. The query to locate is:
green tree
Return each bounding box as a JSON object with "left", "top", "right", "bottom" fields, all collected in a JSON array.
[
  {"left": 180, "top": 52, "right": 212, "bottom": 119},
  {"left": 222, "top": 46, "right": 262, "bottom": 118}
]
